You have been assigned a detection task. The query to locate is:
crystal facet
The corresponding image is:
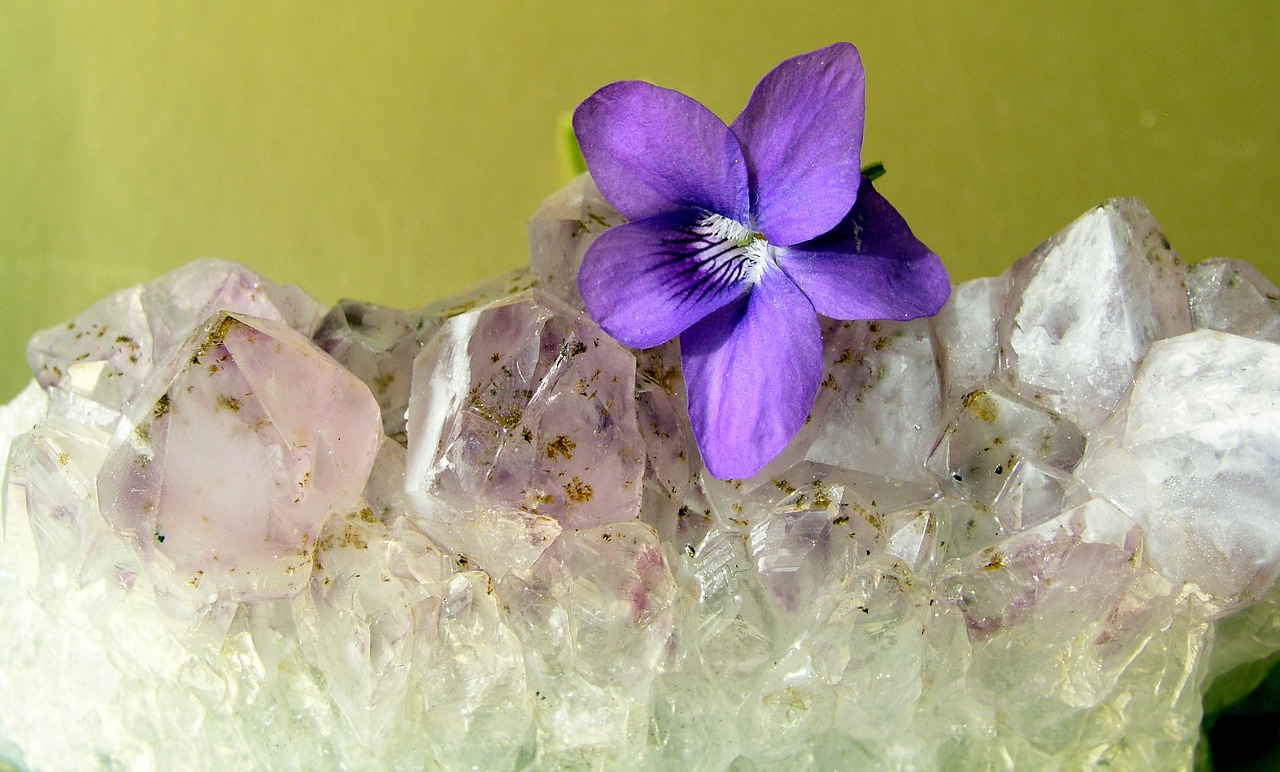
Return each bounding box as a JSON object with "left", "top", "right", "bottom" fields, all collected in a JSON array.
[
  {"left": 528, "top": 173, "right": 626, "bottom": 311},
  {"left": 403, "top": 290, "right": 645, "bottom": 577},
  {"left": 96, "top": 311, "right": 383, "bottom": 605},
  {"left": 1186, "top": 256, "right": 1280, "bottom": 343},
  {"left": 998, "top": 199, "right": 1191, "bottom": 430},
  {"left": 2, "top": 192, "right": 1279, "bottom": 770},
  {"left": 26, "top": 260, "right": 323, "bottom": 431},
  {"left": 1076, "top": 329, "right": 1280, "bottom": 613}
]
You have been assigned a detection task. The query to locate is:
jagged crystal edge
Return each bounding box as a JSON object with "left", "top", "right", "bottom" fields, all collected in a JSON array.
[{"left": 1, "top": 179, "right": 1279, "bottom": 769}]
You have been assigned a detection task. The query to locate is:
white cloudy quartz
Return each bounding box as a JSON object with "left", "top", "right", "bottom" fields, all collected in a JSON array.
[
  {"left": 1077, "top": 330, "right": 1280, "bottom": 611},
  {"left": 2, "top": 180, "right": 1280, "bottom": 770}
]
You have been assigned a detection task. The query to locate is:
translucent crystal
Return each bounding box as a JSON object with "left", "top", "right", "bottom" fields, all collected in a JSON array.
[
  {"left": 313, "top": 299, "right": 422, "bottom": 444},
  {"left": 1077, "top": 329, "right": 1280, "bottom": 613},
  {"left": 403, "top": 290, "right": 645, "bottom": 577},
  {"left": 528, "top": 173, "right": 625, "bottom": 310},
  {"left": 998, "top": 199, "right": 1191, "bottom": 430},
  {"left": 96, "top": 311, "right": 382, "bottom": 605},
  {"left": 419, "top": 570, "right": 530, "bottom": 767},
  {"left": 1186, "top": 256, "right": 1280, "bottom": 342},
  {"left": 3, "top": 188, "right": 1279, "bottom": 770},
  {"left": 926, "top": 386, "right": 1086, "bottom": 505},
  {"left": 26, "top": 260, "right": 323, "bottom": 430},
  {"left": 414, "top": 267, "right": 538, "bottom": 323},
  {"left": 633, "top": 341, "right": 703, "bottom": 544},
  {"left": 932, "top": 276, "right": 1008, "bottom": 405},
  {"left": 991, "top": 458, "right": 1090, "bottom": 533},
  {"left": 1, "top": 381, "right": 53, "bottom": 585},
  {"left": 803, "top": 318, "right": 943, "bottom": 484},
  {"left": 700, "top": 459, "right": 934, "bottom": 618},
  {"left": 5, "top": 416, "right": 128, "bottom": 608},
  {"left": 942, "top": 497, "right": 1143, "bottom": 643},
  {"left": 499, "top": 521, "right": 676, "bottom": 767},
  {"left": 290, "top": 507, "right": 442, "bottom": 746}
]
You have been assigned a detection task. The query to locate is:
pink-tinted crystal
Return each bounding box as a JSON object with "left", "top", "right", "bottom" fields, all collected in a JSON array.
[
  {"left": 528, "top": 173, "right": 626, "bottom": 311},
  {"left": 96, "top": 311, "right": 381, "bottom": 604},
  {"left": 404, "top": 290, "right": 645, "bottom": 575},
  {"left": 26, "top": 260, "right": 323, "bottom": 428}
]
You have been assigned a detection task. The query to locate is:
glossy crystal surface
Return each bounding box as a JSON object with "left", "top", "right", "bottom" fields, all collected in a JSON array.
[{"left": 2, "top": 185, "right": 1279, "bottom": 769}]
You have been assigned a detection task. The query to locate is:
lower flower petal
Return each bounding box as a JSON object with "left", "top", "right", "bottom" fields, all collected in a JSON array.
[
  {"left": 680, "top": 271, "right": 822, "bottom": 479},
  {"left": 578, "top": 210, "right": 754, "bottom": 350},
  {"left": 776, "top": 177, "right": 952, "bottom": 321}
]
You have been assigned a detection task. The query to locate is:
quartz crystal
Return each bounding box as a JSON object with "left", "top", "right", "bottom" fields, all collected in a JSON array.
[
  {"left": 1186, "top": 256, "right": 1280, "bottom": 343},
  {"left": 997, "top": 199, "right": 1191, "bottom": 431},
  {"left": 3, "top": 183, "right": 1280, "bottom": 770},
  {"left": 95, "top": 311, "right": 383, "bottom": 606},
  {"left": 313, "top": 299, "right": 424, "bottom": 444},
  {"left": 1076, "top": 330, "right": 1280, "bottom": 613},
  {"left": 403, "top": 289, "right": 646, "bottom": 578},
  {"left": 25, "top": 259, "right": 324, "bottom": 432}
]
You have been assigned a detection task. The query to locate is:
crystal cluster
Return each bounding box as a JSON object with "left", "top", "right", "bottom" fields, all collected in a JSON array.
[{"left": 3, "top": 176, "right": 1280, "bottom": 769}]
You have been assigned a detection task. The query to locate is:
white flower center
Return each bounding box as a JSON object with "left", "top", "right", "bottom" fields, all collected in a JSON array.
[
  {"left": 695, "top": 213, "right": 771, "bottom": 286},
  {"left": 697, "top": 212, "right": 751, "bottom": 244}
]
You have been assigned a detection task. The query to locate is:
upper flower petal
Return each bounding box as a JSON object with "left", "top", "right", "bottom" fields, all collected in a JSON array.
[
  {"left": 680, "top": 270, "right": 822, "bottom": 479},
  {"left": 776, "top": 176, "right": 951, "bottom": 321},
  {"left": 730, "top": 42, "right": 866, "bottom": 247},
  {"left": 578, "top": 210, "right": 755, "bottom": 350},
  {"left": 574, "top": 81, "right": 750, "bottom": 223}
]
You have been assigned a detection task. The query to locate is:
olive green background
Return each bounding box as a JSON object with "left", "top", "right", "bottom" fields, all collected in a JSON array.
[{"left": 2, "top": 2, "right": 1277, "bottom": 401}]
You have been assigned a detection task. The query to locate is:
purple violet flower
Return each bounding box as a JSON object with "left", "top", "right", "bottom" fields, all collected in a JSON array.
[{"left": 573, "top": 42, "right": 951, "bottom": 479}]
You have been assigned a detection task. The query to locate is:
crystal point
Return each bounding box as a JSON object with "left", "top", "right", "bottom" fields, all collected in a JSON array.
[
  {"left": 1186, "top": 256, "right": 1280, "bottom": 342},
  {"left": 96, "top": 311, "right": 382, "bottom": 604},
  {"left": 26, "top": 260, "right": 324, "bottom": 431},
  {"left": 999, "top": 199, "right": 1191, "bottom": 430},
  {"left": 2, "top": 188, "right": 1278, "bottom": 771},
  {"left": 529, "top": 173, "right": 627, "bottom": 311}
]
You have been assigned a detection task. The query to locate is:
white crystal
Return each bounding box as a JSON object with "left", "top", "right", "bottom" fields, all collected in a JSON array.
[
  {"left": 998, "top": 199, "right": 1191, "bottom": 430},
  {"left": 1077, "top": 329, "right": 1280, "bottom": 612},
  {"left": 931, "top": 275, "right": 1008, "bottom": 405},
  {"left": 1, "top": 191, "right": 1278, "bottom": 770}
]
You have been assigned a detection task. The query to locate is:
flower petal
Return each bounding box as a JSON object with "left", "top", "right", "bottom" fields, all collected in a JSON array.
[
  {"left": 578, "top": 210, "right": 755, "bottom": 349},
  {"left": 680, "top": 271, "right": 822, "bottom": 479},
  {"left": 574, "top": 81, "right": 750, "bottom": 223},
  {"left": 776, "top": 176, "right": 952, "bottom": 321},
  {"left": 730, "top": 42, "right": 866, "bottom": 246}
]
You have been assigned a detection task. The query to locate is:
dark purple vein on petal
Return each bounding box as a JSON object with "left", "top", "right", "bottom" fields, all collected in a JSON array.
[{"left": 652, "top": 223, "right": 754, "bottom": 306}]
